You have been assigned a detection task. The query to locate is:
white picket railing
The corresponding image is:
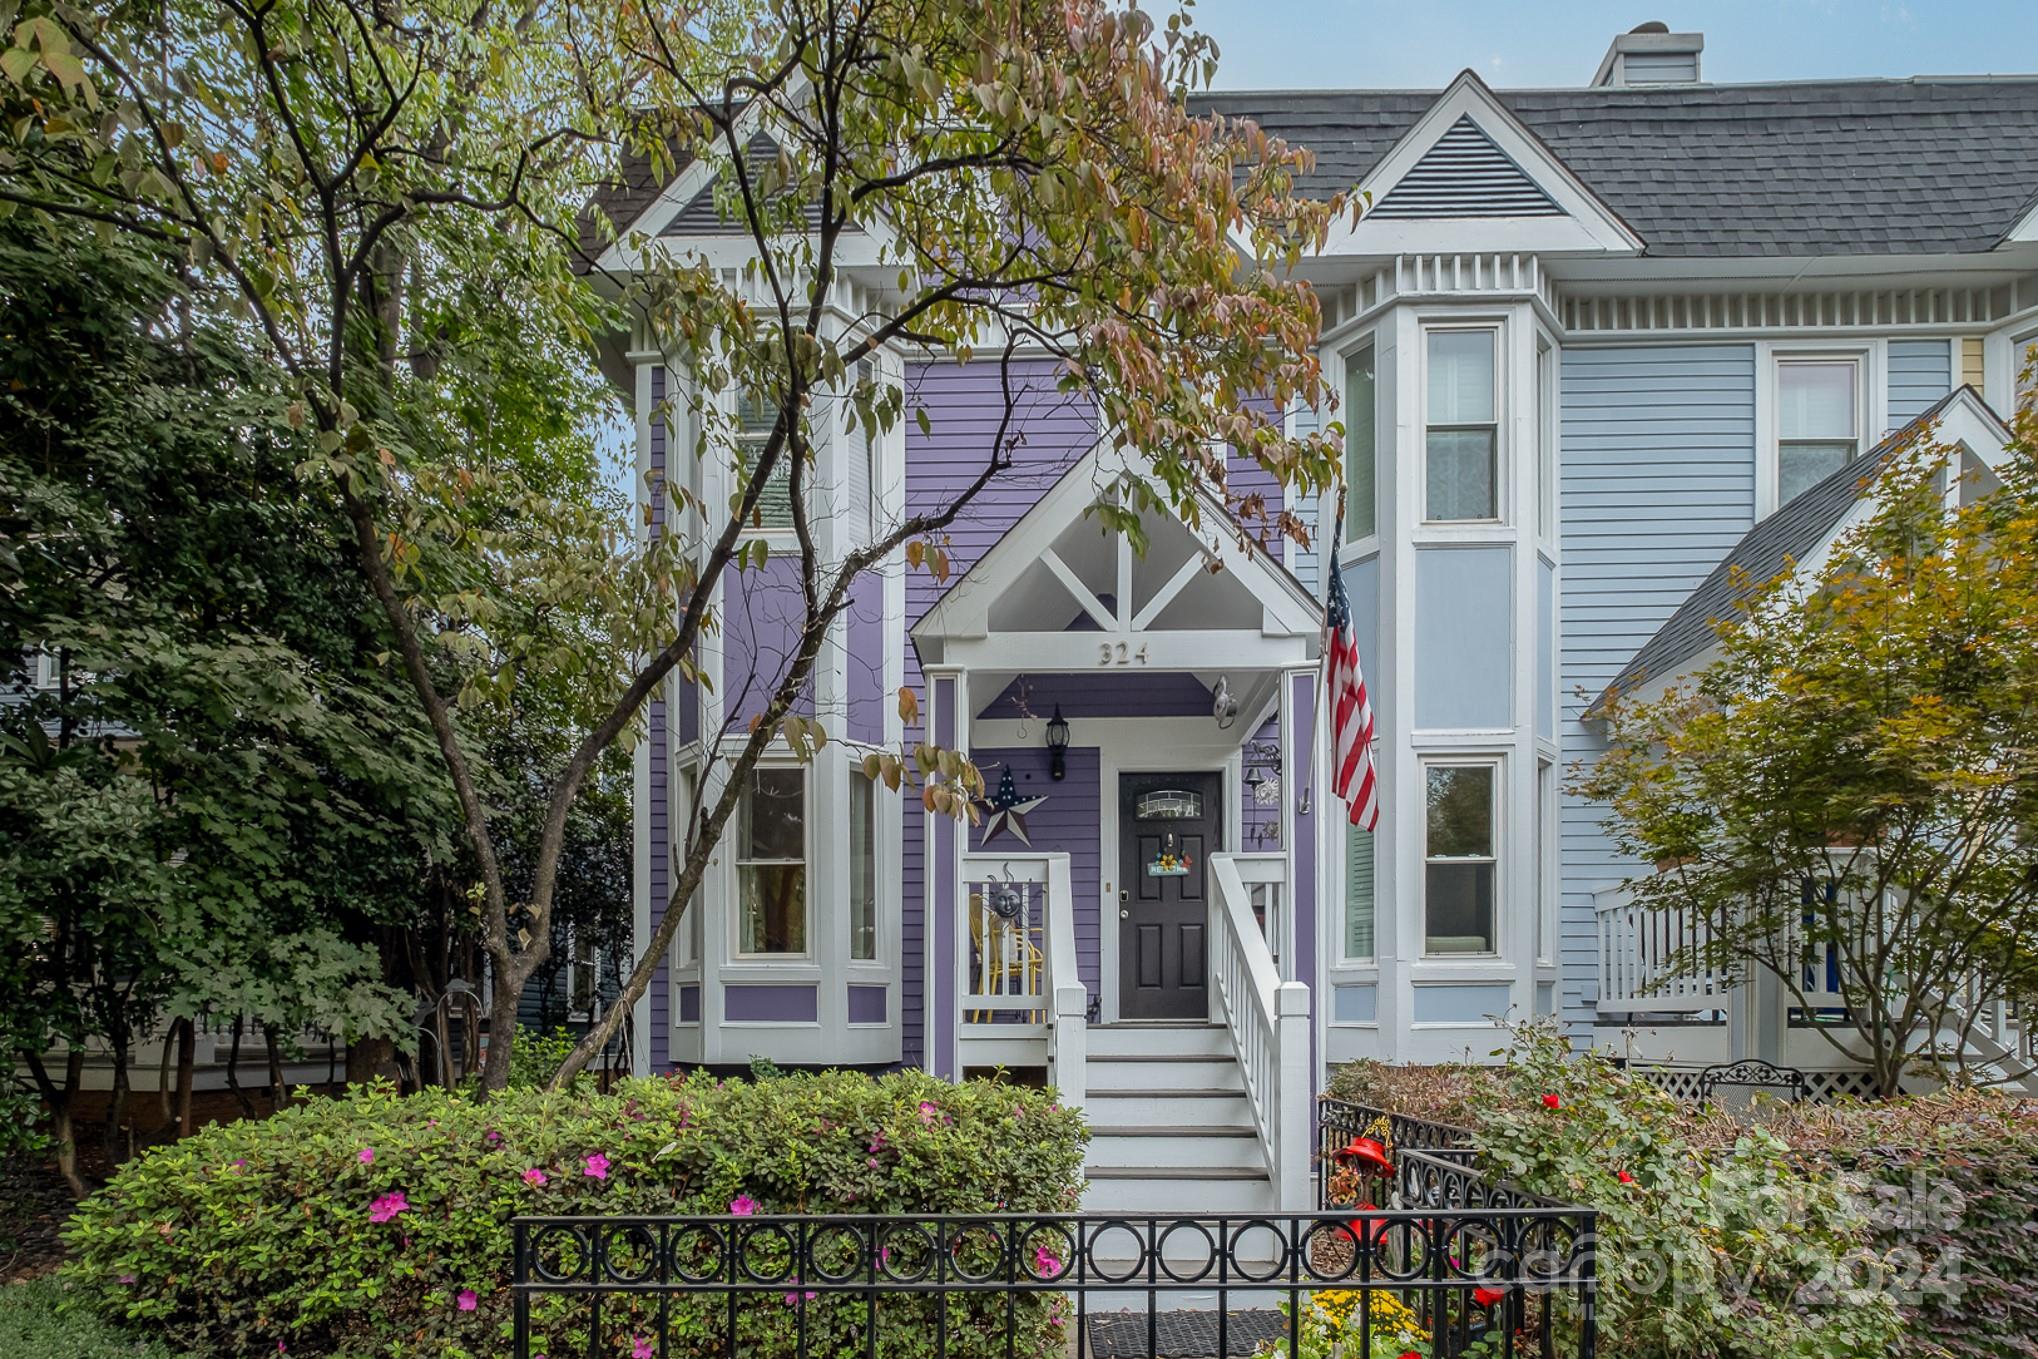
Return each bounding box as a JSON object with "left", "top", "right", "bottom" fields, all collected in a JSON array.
[
  {"left": 1208, "top": 852, "right": 1310, "bottom": 1210},
  {"left": 1595, "top": 882, "right": 1727, "bottom": 1015},
  {"left": 960, "top": 852, "right": 1084, "bottom": 1108}
]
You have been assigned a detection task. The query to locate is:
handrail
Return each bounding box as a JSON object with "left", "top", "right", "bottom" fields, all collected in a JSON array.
[
  {"left": 1209, "top": 852, "right": 1310, "bottom": 1210},
  {"left": 1594, "top": 881, "right": 1725, "bottom": 1015},
  {"left": 1043, "top": 854, "right": 1085, "bottom": 1112},
  {"left": 958, "top": 852, "right": 1084, "bottom": 1110}
]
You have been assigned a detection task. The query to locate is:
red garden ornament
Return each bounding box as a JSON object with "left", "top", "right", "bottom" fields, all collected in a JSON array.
[
  {"left": 1346, "top": 1204, "right": 1389, "bottom": 1246},
  {"left": 1334, "top": 1134, "right": 1394, "bottom": 1177}
]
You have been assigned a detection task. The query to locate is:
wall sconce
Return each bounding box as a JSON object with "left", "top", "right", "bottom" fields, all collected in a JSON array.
[{"left": 1044, "top": 704, "right": 1069, "bottom": 781}]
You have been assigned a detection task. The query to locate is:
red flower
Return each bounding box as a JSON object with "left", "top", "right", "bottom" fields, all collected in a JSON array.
[
  {"left": 1472, "top": 1285, "right": 1507, "bottom": 1309},
  {"left": 1617, "top": 1169, "right": 1635, "bottom": 1184},
  {"left": 1541, "top": 1094, "right": 1561, "bottom": 1110}
]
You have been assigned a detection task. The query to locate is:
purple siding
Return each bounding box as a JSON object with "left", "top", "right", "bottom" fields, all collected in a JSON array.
[
  {"left": 723, "top": 556, "right": 815, "bottom": 727},
  {"left": 968, "top": 746, "right": 1102, "bottom": 999},
  {"left": 976, "top": 672, "right": 1214, "bottom": 722},
  {"left": 847, "top": 984, "right": 888, "bottom": 1025},
  {"left": 904, "top": 358, "right": 1099, "bottom": 628},
  {"left": 901, "top": 767, "right": 925, "bottom": 1068},
  {"left": 1241, "top": 716, "right": 1282, "bottom": 850},
  {"left": 725, "top": 984, "right": 820, "bottom": 1024},
  {"left": 1227, "top": 395, "right": 1285, "bottom": 545},
  {"left": 1290, "top": 670, "right": 1318, "bottom": 1094},
  {"left": 846, "top": 571, "right": 885, "bottom": 744},
  {"left": 648, "top": 366, "right": 671, "bottom": 1071}
]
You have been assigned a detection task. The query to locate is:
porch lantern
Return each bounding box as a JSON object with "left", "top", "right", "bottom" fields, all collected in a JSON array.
[
  {"left": 1044, "top": 704, "right": 1070, "bottom": 781},
  {"left": 1335, "top": 1134, "right": 1394, "bottom": 1177}
]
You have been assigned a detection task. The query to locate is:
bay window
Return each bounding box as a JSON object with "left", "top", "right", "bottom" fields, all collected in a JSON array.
[
  {"left": 1424, "top": 762, "right": 1497, "bottom": 955},
  {"left": 1344, "top": 342, "right": 1377, "bottom": 542},
  {"left": 1425, "top": 328, "right": 1500, "bottom": 521},
  {"left": 849, "top": 768, "right": 878, "bottom": 962},
  {"left": 736, "top": 767, "right": 808, "bottom": 956},
  {"left": 1776, "top": 358, "right": 1861, "bottom": 507},
  {"left": 736, "top": 390, "right": 794, "bottom": 531}
]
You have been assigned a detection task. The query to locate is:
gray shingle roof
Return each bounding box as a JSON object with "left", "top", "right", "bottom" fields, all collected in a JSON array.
[
  {"left": 1591, "top": 388, "right": 1974, "bottom": 713},
  {"left": 1195, "top": 77, "right": 2038, "bottom": 257}
]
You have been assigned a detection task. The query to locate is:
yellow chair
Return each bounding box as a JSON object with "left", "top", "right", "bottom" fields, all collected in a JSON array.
[{"left": 966, "top": 891, "right": 1045, "bottom": 1023}]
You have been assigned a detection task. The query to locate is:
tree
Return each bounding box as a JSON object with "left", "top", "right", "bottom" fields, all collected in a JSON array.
[
  {"left": 0, "top": 217, "right": 453, "bottom": 1191},
  {"left": 1580, "top": 417, "right": 2038, "bottom": 1098},
  {"left": 1, "top": 0, "right": 1347, "bottom": 1088}
]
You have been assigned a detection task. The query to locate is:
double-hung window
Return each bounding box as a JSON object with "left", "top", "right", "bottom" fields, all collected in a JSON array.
[
  {"left": 736, "top": 767, "right": 808, "bottom": 956},
  {"left": 1424, "top": 762, "right": 1498, "bottom": 955},
  {"left": 1425, "top": 329, "right": 1500, "bottom": 521},
  {"left": 736, "top": 391, "right": 794, "bottom": 531},
  {"left": 1344, "top": 342, "right": 1378, "bottom": 542},
  {"left": 565, "top": 930, "right": 599, "bottom": 1020},
  {"left": 849, "top": 769, "right": 879, "bottom": 963},
  {"left": 1776, "top": 358, "right": 1861, "bottom": 507}
]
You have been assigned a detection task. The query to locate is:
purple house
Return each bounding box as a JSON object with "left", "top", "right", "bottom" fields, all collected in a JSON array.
[{"left": 586, "top": 23, "right": 2038, "bottom": 1212}]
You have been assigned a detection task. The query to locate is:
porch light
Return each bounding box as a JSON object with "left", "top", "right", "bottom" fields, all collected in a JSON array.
[
  {"left": 1044, "top": 704, "right": 1069, "bottom": 781},
  {"left": 1335, "top": 1134, "right": 1394, "bottom": 1177}
]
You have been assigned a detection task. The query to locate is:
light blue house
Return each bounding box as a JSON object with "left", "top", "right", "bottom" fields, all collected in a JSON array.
[{"left": 588, "top": 25, "right": 2038, "bottom": 1210}]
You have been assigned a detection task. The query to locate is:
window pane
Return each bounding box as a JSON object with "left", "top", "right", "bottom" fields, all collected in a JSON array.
[
  {"left": 1345, "top": 824, "right": 1375, "bottom": 960},
  {"left": 743, "top": 768, "right": 805, "bottom": 859},
  {"left": 1426, "top": 429, "right": 1497, "bottom": 520},
  {"left": 1426, "top": 766, "right": 1494, "bottom": 857},
  {"left": 850, "top": 773, "right": 877, "bottom": 962},
  {"left": 1778, "top": 362, "right": 1856, "bottom": 439},
  {"left": 1779, "top": 442, "right": 1855, "bottom": 505},
  {"left": 739, "top": 446, "right": 795, "bottom": 529},
  {"left": 1345, "top": 345, "right": 1377, "bottom": 541},
  {"left": 735, "top": 390, "right": 777, "bottom": 434},
  {"left": 1427, "top": 331, "right": 1495, "bottom": 424},
  {"left": 1425, "top": 863, "right": 1495, "bottom": 954},
  {"left": 739, "top": 864, "right": 807, "bottom": 954}
]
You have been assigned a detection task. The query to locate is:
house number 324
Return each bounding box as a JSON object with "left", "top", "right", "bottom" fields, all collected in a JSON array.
[{"left": 1098, "top": 642, "right": 1149, "bottom": 666}]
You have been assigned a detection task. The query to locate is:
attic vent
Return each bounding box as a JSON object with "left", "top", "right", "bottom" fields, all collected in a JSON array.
[{"left": 1370, "top": 116, "right": 1563, "bottom": 219}]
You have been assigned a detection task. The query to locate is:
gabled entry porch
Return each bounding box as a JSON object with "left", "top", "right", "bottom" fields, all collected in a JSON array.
[{"left": 911, "top": 453, "right": 1326, "bottom": 1210}]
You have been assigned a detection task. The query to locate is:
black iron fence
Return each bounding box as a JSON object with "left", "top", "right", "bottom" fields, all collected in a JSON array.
[{"left": 511, "top": 1202, "right": 1595, "bottom": 1359}]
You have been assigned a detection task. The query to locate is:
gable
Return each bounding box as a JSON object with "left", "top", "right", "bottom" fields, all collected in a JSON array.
[{"left": 1370, "top": 115, "right": 1562, "bottom": 219}]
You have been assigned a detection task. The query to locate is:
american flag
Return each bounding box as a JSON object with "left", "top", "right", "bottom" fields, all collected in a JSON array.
[{"left": 1325, "top": 544, "right": 1380, "bottom": 830}]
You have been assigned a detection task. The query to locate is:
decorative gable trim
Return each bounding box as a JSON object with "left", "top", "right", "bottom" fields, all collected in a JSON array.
[
  {"left": 1321, "top": 70, "right": 1643, "bottom": 258},
  {"left": 1370, "top": 116, "right": 1561, "bottom": 219}
]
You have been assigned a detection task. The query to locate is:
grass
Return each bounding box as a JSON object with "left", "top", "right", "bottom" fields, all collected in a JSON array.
[{"left": 0, "top": 1277, "right": 195, "bottom": 1358}]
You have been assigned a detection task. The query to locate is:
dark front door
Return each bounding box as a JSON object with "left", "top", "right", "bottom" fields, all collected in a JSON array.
[{"left": 1118, "top": 771, "right": 1221, "bottom": 1020}]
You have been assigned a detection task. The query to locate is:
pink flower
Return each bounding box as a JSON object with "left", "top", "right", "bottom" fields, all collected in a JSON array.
[
  {"left": 1541, "top": 1094, "right": 1562, "bottom": 1110},
  {"left": 784, "top": 1289, "right": 817, "bottom": 1305},
  {"left": 485, "top": 1129, "right": 502, "bottom": 1145},
  {"left": 1033, "top": 1246, "right": 1063, "bottom": 1278},
  {"left": 729, "top": 1194, "right": 760, "bottom": 1216},
  {"left": 631, "top": 1336, "right": 653, "bottom": 1359},
  {"left": 917, "top": 1101, "right": 939, "bottom": 1124},
  {"left": 358, "top": 1147, "right": 375, "bottom": 1165},
  {"left": 368, "top": 1192, "right": 409, "bottom": 1224},
  {"left": 277, "top": 1344, "right": 287, "bottom": 1355},
  {"left": 523, "top": 1167, "right": 548, "bottom": 1187},
  {"left": 456, "top": 1289, "right": 478, "bottom": 1312},
  {"left": 583, "top": 1153, "right": 611, "bottom": 1181},
  {"left": 229, "top": 1159, "right": 247, "bottom": 1173},
  {"left": 118, "top": 1274, "right": 136, "bottom": 1285}
]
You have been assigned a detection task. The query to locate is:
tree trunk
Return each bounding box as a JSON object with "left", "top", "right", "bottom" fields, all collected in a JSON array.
[
  {"left": 263, "top": 1024, "right": 287, "bottom": 1111},
  {"left": 346, "top": 1034, "right": 392, "bottom": 1087},
  {"left": 25, "top": 1050, "right": 89, "bottom": 1200},
  {"left": 479, "top": 964, "right": 527, "bottom": 1092},
  {"left": 225, "top": 1016, "right": 255, "bottom": 1119},
  {"left": 102, "top": 1025, "right": 131, "bottom": 1167},
  {"left": 173, "top": 1018, "right": 196, "bottom": 1139}
]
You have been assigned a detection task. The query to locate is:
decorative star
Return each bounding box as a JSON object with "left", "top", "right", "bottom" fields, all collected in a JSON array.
[{"left": 978, "top": 766, "right": 1047, "bottom": 847}]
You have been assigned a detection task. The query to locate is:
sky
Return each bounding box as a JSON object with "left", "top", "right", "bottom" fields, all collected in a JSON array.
[{"left": 1187, "top": 0, "right": 2038, "bottom": 90}]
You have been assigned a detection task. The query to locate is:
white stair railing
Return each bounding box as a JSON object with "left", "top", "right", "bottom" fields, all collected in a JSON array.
[
  {"left": 1595, "top": 882, "right": 1726, "bottom": 1015},
  {"left": 1208, "top": 852, "right": 1310, "bottom": 1210},
  {"left": 959, "top": 852, "right": 1083, "bottom": 1109}
]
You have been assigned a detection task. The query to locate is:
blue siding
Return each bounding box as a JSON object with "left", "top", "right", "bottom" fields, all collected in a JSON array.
[
  {"left": 1291, "top": 401, "right": 1323, "bottom": 590},
  {"left": 1413, "top": 546, "right": 1511, "bottom": 729},
  {"left": 1887, "top": 339, "right": 1953, "bottom": 431},
  {"left": 1558, "top": 343, "right": 1756, "bottom": 1041}
]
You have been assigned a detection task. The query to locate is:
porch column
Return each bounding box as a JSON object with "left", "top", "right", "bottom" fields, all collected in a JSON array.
[
  {"left": 1279, "top": 665, "right": 1321, "bottom": 1090},
  {"left": 923, "top": 665, "right": 969, "bottom": 1080}
]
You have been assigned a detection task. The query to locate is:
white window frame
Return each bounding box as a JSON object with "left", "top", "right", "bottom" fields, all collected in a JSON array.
[
  {"left": 672, "top": 766, "right": 703, "bottom": 970},
  {"left": 1535, "top": 338, "right": 1556, "bottom": 543},
  {"left": 1419, "top": 324, "right": 1504, "bottom": 526},
  {"left": 1756, "top": 342, "right": 1878, "bottom": 519},
  {"left": 730, "top": 763, "right": 814, "bottom": 961},
  {"left": 733, "top": 388, "right": 796, "bottom": 542},
  {"left": 848, "top": 765, "right": 880, "bottom": 964},
  {"left": 564, "top": 927, "right": 600, "bottom": 1022},
  {"left": 1535, "top": 757, "right": 1557, "bottom": 967},
  {"left": 1421, "top": 757, "right": 1502, "bottom": 959},
  {"left": 1340, "top": 335, "right": 1380, "bottom": 549}
]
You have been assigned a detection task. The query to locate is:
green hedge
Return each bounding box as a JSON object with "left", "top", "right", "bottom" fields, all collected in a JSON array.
[
  {"left": 2, "top": 1278, "right": 196, "bottom": 1359},
  {"left": 1329, "top": 1041, "right": 2038, "bottom": 1359},
  {"left": 62, "top": 1070, "right": 1088, "bottom": 1359}
]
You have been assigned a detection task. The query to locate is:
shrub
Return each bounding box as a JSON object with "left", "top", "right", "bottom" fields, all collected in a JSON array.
[
  {"left": 1399, "top": 1028, "right": 1903, "bottom": 1359},
  {"left": 1, "top": 1277, "right": 194, "bottom": 1358},
  {"left": 62, "top": 1070, "right": 1087, "bottom": 1359}
]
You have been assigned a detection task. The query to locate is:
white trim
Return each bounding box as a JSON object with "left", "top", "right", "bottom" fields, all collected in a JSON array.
[
  {"left": 1320, "top": 72, "right": 1643, "bottom": 259},
  {"left": 1753, "top": 339, "right": 1885, "bottom": 520},
  {"left": 728, "top": 763, "right": 817, "bottom": 962},
  {"left": 1418, "top": 321, "right": 1506, "bottom": 525},
  {"left": 1418, "top": 756, "right": 1505, "bottom": 960}
]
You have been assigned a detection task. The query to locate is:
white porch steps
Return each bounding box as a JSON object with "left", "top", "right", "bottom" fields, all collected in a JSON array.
[{"left": 1079, "top": 1022, "right": 1278, "bottom": 1216}]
